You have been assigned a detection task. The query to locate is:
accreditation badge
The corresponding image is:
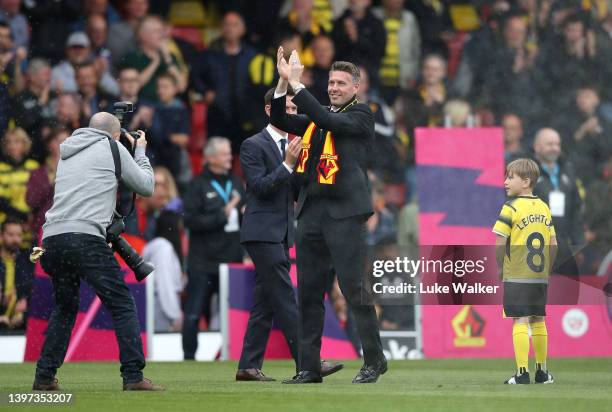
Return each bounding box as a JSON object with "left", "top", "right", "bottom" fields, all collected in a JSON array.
[{"left": 549, "top": 190, "right": 565, "bottom": 217}]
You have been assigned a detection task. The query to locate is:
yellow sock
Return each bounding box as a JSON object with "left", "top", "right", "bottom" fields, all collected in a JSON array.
[
  {"left": 512, "top": 322, "right": 530, "bottom": 372},
  {"left": 531, "top": 321, "right": 548, "bottom": 369}
]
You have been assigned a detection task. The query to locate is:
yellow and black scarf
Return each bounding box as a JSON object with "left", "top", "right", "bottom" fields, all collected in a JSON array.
[{"left": 295, "top": 98, "right": 358, "bottom": 185}]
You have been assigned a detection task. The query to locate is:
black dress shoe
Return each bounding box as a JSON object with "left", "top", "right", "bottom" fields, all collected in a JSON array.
[
  {"left": 320, "top": 360, "right": 344, "bottom": 377},
  {"left": 282, "top": 371, "right": 323, "bottom": 384},
  {"left": 236, "top": 369, "right": 275, "bottom": 381},
  {"left": 352, "top": 359, "right": 388, "bottom": 384}
]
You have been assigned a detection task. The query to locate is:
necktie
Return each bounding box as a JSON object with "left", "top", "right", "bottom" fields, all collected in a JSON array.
[{"left": 280, "top": 138, "right": 287, "bottom": 159}]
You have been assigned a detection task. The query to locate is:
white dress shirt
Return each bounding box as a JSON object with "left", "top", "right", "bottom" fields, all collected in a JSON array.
[{"left": 266, "top": 124, "right": 293, "bottom": 172}]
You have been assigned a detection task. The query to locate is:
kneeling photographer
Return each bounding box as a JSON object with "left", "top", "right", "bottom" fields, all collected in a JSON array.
[{"left": 32, "top": 111, "right": 163, "bottom": 392}]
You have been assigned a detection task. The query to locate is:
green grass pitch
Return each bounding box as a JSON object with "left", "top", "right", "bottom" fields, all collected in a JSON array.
[{"left": 1, "top": 359, "right": 611, "bottom": 411}]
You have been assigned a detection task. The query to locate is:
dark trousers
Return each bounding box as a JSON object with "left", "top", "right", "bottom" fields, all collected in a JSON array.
[
  {"left": 238, "top": 242, "right": 299, "bottom": 370},
  {"left": 182, "top": 267, "right": 219, "bottom": 359},
  {"left": 35, "top": 233, "right": 145, "bottom": 384},
  {"left": 296, "top": 198, "right": 384, "bottom": 372}
]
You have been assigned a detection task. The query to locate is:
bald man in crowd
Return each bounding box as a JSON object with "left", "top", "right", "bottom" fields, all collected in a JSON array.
[
  {"left": 189, "top": 11, "right": 257, "bottom": 152},
  {"left": 532, "top": 128, "right": 585, "bottom": 275},
  {"left": 32, "top": 112, "right": 162, "bottom": 391}
]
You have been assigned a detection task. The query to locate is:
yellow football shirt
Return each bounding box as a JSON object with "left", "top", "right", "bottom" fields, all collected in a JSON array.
[
  {"left": 492, "top": 195, "right": 556, "bottom": 282},
  {"left": 379, "top": 17, "right": 401, "bottom": 87},
  {"left": 1, "top": 256, "right": 16, "bottom": 317}
]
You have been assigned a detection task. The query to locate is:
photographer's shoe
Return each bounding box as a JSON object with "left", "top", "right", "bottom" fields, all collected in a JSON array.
[
  {"left": 32, "top": 378, "right": 60, "bottom": 391},
  {"left": 236, "top": 369, "right": 275, "bottom": 381},
  {"left": 123, "top": 378, "right": 164, "bottom": 391}
]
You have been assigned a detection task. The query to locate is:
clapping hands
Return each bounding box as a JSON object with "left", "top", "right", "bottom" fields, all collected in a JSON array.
[{"left": 276, "top": 47, "right": 304, "bottom": 85}]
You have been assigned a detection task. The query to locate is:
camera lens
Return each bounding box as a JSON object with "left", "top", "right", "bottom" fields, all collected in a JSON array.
[{"left": 111, "top": 236, "right": 155, "bottom": 281}]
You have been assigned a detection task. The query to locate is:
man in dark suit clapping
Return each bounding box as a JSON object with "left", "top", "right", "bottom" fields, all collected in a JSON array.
[
  {"left": 236, "top": 88, "right": 343, "bottom": 381},
  {"left": 271, "top": 48, "right": 386, "bottom": 384}
]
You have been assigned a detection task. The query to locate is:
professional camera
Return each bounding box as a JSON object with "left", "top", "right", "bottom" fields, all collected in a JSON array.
[
  {"left": 106, "top": 217, "right": 154, "bottom": 281},
  {"left": 105, "top": 101, "right": 154, "bottom": 282}
]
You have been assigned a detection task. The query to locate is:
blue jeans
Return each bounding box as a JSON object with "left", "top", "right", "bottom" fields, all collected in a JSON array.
[{"left": 35, "top": 233, "right": 145, "bottom": 384}]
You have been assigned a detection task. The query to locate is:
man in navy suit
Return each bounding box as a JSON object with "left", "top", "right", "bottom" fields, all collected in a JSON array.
[{"left": 236, "top": 88, "right": 343, "bottom": 381}]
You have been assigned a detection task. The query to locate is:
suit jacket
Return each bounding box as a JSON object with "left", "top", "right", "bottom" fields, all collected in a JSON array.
[
  {"left": 270, "top": 89, "right": 374, "bottom": 220},
  {"left": 240, "top": 128, "right": 295, "bottom": 246}
]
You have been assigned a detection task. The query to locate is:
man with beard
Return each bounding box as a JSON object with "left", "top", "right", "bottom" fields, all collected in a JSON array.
[
  {"left": 0, "top": 21, "right": 26, "bottom": 137},
  {"left": 0, "top": 217, "right": 33, "bottom": 329},
  {"left": 533, "top": 128, "right": 584, "bottom": 276}
]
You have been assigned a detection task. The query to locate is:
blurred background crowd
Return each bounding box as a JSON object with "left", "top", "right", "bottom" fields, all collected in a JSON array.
[{"left": 0, "top": 0, "right": 610, "bottom": 349}]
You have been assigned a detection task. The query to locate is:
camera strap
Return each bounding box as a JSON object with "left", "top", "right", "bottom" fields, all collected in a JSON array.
[
  {"left": 107, "top": 137, "right": 121, "bottom": 181},
  {"left": 107, "top": 137, "right": 136, "bottom": 218}
]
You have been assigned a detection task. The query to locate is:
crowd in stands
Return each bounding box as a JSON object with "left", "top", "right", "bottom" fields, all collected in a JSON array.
[{"left": 0, "top": 0, "right": 611, "bottom": 338}]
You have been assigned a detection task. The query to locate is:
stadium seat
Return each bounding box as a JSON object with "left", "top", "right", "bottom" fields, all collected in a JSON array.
[
  {"left": 445, "top": 31, "right": 468, "bottom": 79},
  {"left": 449, "top": 4, "right": 481, "bottom": 32},
  {"left": 168, "top": 1, "right": 207, "bottom": 26},
  {"left": 171, "top": 26, "right": 206, "bottom": 51},
  {"left": 232, "top": 155, "right": 243, "bottom": 180},
  {"left": 190, "top": 102, "right": 207, "bottom": 176}
]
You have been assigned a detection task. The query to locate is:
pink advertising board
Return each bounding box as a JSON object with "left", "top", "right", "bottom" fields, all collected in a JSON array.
[
  {"left": 416, "top": 128, "right": 612, "bottom": 358},
  {"left": 227, "top": 263, "right": 358, "bottom": 361},
  {"left": 421, "top": 304, "right": 612, "bottom": 358}
]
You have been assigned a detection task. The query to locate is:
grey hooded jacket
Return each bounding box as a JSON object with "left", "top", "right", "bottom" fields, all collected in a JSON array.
[{"left": 42, "top": 127, "right": 154, "bottom": 240}]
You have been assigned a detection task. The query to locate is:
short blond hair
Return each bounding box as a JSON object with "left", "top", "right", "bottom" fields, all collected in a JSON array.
[
  {"left": 506, "top": 158, "right": 540, "bottom": 188},
  {"left": 2, "top": 128, "right": 32, "bottom": 156},
  {"left": 443, "top": 99, "right": 471, "bottom": 127},
  {"left": 153, "top": 166, "right": 178, "bottom": 199}
]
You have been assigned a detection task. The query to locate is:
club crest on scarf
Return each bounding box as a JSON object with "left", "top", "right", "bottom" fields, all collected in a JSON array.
[{"left": 296, "top": 122, "right": 340, "bottom": 185}]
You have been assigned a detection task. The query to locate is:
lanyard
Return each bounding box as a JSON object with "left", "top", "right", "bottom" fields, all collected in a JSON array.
[
  {"left": 210, "top": 179, "right": 233, "bottom": 204},
  {"left": 542, "top": 164, "right": 560, "bottom": 190}
]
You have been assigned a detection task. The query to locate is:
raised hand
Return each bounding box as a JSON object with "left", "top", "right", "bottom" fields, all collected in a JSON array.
[
  {"left": 343, "top": 18, "right": 358, "bottom": 43},
  {"left": 288, "top": 50, "right": 304, "bottom": 84},
  {"left": 15, "top": 47, "right": 27, "bottom": 62},
  {"left": 277, "top": 46, "right": 290, "bottom": 80}
]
